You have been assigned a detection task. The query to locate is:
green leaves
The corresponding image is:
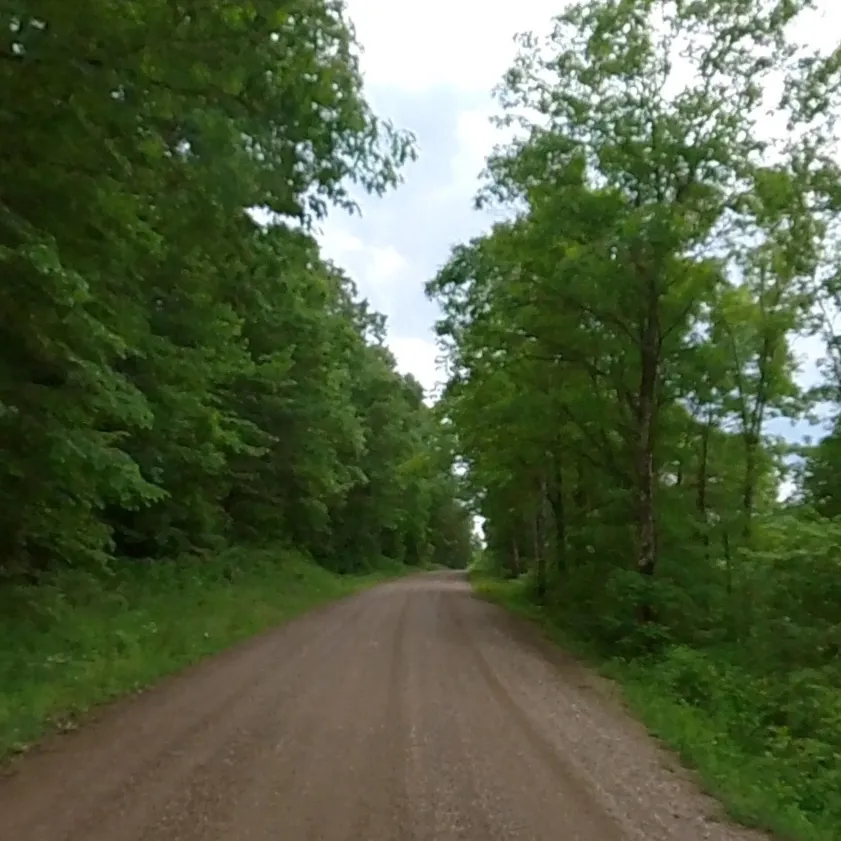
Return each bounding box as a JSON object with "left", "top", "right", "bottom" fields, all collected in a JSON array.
[
  {"left": 439, "top": 7, "right": 841, "bottom": 824},
  {"left": 429, "top": 0, "right": 838, "bottom": 605},
  {"left": 0, "top": 0, "right": 469, "bottom": 576}
]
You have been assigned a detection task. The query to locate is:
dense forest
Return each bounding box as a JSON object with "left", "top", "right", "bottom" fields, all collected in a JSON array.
[
  {"left": 0, "top": 2, "right": 471, "bottom": 755},
  {"left": 0, "top": 1, "right": 472, "bottom": 578},
  {"left": 429, "top": 0, "right": 841, "bottom": 838}
]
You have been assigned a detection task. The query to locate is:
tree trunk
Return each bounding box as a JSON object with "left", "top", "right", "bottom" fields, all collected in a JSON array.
[
  {"left": 532, "top": 511, "right": 546, "bottom": 599},
  {"left": 742, "top": 431, "right": 758, "bottom": 542},
  {"left": 547, "top": 455, "right": 567, "bottom": 572},
  {"left": 533, "top": 475, "right": 548, "bottom": 600},
  {"left": 697, "top": 416, "right": 711, "bottom": 554},
  {"left": 636, "top": 310, "right": 658, "bottom": 579},
  {"left": 635, "top": 271, "right": 660, "bottom": 622},
  {"left": 574, "top": 460, "right": 587, "bottom": 512}
]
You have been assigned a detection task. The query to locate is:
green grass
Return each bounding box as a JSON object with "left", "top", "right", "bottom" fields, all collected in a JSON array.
[
  {"left": 469, "top": 569, "right": 838, "bottom": 841},
  {"left": 0, "top": 548, "right": 408, "bottom": 762}
]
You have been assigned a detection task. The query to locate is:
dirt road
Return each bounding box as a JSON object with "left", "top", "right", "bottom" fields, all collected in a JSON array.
[{"left": 1, "top": 572, "right": 768, "bottom": 841}]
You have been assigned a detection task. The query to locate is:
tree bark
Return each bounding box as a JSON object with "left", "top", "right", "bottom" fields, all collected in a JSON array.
[
  {"left": 742, "top": 431, "right": 758, "bottom": 542},
  {"left": 533, "top": 475, "right": 548, "bottom": 600},
  {"left": 547, "top": 454, "right": 567, "bottom": 572},
  {"left": 636, "top": 295, "right": 659, "bottom": 579},
  {"left": 635, "top": 268, "right": 660, "bottom": 622},
  {"left": 697, "top": 416, "right": 711, "bottom": 554}
]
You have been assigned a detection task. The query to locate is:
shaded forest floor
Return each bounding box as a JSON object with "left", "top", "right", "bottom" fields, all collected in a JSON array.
[
  {"left": 470, "top": 570, "right": 839, "bottom": 841},
  {"left": 0, "top": 550, "right": 410, "bottom": 763}
]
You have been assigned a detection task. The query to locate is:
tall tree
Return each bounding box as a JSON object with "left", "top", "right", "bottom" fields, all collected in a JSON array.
[{"left": 0, "top": 0, "right": 471, "bottom": 578}]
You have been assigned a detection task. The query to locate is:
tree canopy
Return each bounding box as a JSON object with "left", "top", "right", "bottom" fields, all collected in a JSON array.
[{"left": 0, "top": 1, "right": 473, "bottom": 579}]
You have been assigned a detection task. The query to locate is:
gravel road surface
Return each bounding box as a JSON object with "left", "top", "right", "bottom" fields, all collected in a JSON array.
[{"left": 0, "top": 572, "right": 770, "bottom": 841}]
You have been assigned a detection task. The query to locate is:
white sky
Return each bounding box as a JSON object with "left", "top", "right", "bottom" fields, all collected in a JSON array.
[{"left": 344, "top": 0, "right": 559, "bottom": 95}]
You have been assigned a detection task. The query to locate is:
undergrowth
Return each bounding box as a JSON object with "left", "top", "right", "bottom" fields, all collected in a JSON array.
[
  {"left": 0, "top": 548, "right": 407, "bottom": 762},
  {"left": 470, "top": 567, "right": 840, "bottom": 841}
]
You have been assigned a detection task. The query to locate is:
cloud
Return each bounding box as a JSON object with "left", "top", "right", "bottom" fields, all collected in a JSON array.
[
  {"left": 367, "top": 244, "right": 407, "bottom": 286},
  {"left": 312, "top": 86, "right": 510, "bottom": 349},
  {"left": 389, "top": 336, "right": 443, "bottom": 399},
  {"left": 345, "top": 0, "right": 557, "bottom": 94},
  {"left": 319, "top": 227, "right": 406, "bottom": 285},
  {"left": 319, "top": 226, "right": 363, "bottom": 257},
  {"left": 318, "top": 220, "right": 444, "bottom": 401},
  {"left": 793, "top": 333, "right": 826, "bottom": 389},
  {"left": 319, "top": 218, "right": 408, "bottom": 316},
  {"left": 346, "top": 0, "right": 841, "bottom": 96},
  {"left": 437, "top": 107, "right": 500, "bottom": 203}
]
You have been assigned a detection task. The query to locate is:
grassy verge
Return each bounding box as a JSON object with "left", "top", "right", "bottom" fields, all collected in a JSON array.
[
  {"left": 469, "top": 570, "right": 837, "bottom": 841},
  {"left": 1, "top": 548, "right": 408, "bottom": 762}
]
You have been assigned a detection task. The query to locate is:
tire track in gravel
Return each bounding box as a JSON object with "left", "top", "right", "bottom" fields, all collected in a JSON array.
[
  {"left": 436, "top": 585, "right": 626, "bottom": 841},
  {"left": 1, "top": 591, "right": 370, "bottom": 841},
  {"left": 341, "top": 589, "right": 412, "bottom": 841},
  {"left": 0, "top": 572, "right": 775, "bottom": 841},
  {"left": 142, "top": 585, "right": 409, "bottom": 841}
]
